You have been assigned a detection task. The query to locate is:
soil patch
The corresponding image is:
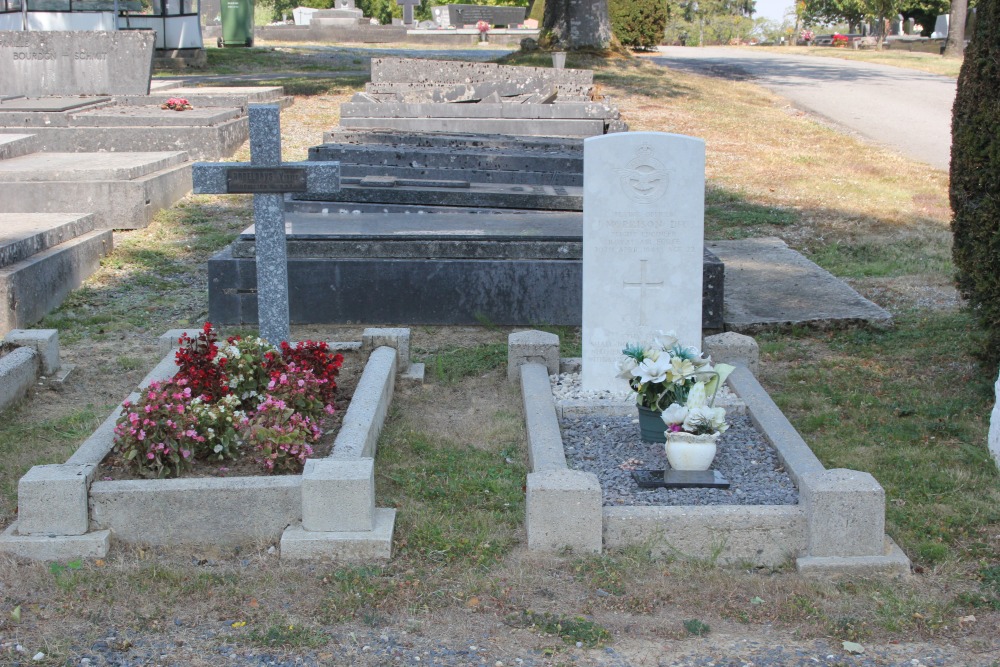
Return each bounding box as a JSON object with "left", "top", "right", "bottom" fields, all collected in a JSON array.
[{"left": 94, "top": 348, "right": 362, "bottom": 481}]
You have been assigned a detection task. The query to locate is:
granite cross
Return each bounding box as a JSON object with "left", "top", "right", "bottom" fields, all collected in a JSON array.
[
  {"left": 396, "top": 0, "right": 419, "bottom": 26},
  {"left": 192, "top": 105, "right": 340, "bottom": 344}
]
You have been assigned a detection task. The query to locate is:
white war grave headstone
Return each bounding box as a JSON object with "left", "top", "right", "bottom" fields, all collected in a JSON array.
[
  {"left": 192, "top": 105, "right": 340, "bottom": 344},
  {"left": 581, "top": 132, "right": 706, "bottom": 393}
]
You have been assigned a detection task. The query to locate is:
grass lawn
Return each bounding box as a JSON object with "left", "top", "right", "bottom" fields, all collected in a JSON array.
[{"left": 0, "top": 45, "right": 997, "bottom": 664}]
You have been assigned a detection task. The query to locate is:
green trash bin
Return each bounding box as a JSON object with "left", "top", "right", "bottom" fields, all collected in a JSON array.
[{"left": 218, "top": 0, "right": 255, "bottom": 48}]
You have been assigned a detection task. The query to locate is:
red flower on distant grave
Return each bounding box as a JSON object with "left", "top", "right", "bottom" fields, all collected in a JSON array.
[
  {"left": 162, "top": 97, "right": 193, "bottom": 111},
  {"left": 476, "top": 20, "right": 490, "bottom": 34}
]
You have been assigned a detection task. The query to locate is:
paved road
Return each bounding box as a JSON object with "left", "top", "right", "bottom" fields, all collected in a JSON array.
[{"left": 647, "top": 46, "right": 956, "bottom": 171}]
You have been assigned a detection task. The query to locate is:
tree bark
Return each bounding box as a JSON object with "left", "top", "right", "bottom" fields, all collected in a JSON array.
[
  {"left": 944, "top": 0, "right": 968, "bottom": 58},
  {"left": 542, "top": 0, "right": 612, "bottom": 49}
]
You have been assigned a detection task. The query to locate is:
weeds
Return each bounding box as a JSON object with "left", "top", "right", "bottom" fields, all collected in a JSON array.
[{"left": 507, "top": 610, "right": 612, "bottom": 647}]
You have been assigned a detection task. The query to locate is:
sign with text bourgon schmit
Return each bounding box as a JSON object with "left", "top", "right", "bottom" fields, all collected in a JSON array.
[{"left": 225, "top": 167, "right": 309, "bottom": 194}]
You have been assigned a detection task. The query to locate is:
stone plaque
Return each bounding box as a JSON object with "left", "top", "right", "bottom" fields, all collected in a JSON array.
[
  {"left": 0, "top": 31, "right": 155, "bottom": 97},
  {"left": 581, "top": 132, "right": 705, "bottom": 393},
  {"left": 226, "top": 167, "right": 308, "bottom": 194}
]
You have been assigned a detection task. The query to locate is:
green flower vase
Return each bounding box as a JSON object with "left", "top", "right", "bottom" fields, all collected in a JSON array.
[{"left": 637, "top": 405, "right": 666, "bottom": 443}]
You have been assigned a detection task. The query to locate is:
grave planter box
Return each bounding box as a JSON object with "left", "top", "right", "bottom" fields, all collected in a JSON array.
[
  {"left": 0, "top": 330, "right": 411, "bottom": 562},
  {"left": 511, "top": 332, "right": 911, "bottom": 577}
]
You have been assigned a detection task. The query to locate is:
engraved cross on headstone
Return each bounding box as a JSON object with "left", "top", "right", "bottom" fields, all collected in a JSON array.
[
  {"left": 622, "top": 259, "right": 664, "bottom": 326},
  {"left": 192, "top": 105, "right": 340, "bottom": 344},
  {"left": 396, "top": 0, "right": 419, "bottom": 26}
]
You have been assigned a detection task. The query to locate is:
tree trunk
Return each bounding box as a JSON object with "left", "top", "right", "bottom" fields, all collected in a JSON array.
[
  {"left": 542, "top": 0, "right": 612, "bottom": 49},
  {"left": 944, "top": 0, "right": 968, "bottom": 58}
]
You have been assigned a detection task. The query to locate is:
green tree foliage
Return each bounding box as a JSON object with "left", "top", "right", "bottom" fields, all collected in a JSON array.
[
  {"left": 609, "top": 0, "right": 670, "bottom": 49},
  {"left": 951, "top": 0, "right": 1000, "bottom": 368},
  {"left": 900, "top": 0, "right": 949, "bottom": 36},
  {"left": 663, "top": 0, "right": 756, "bottom": 45},
  {"left": 802, "top": 0, "right": 868, "bottom": 30}
]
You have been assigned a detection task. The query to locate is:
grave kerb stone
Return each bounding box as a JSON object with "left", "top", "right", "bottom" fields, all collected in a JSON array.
[
  {"left": 989, "top": 369, "right": 1000, "bottom": 469},
  {"left": 581, "top": 132, "right": 706, "bottom": 393},
  {"left": 192, "top": 105, "right": 340, "bottom": 344}
]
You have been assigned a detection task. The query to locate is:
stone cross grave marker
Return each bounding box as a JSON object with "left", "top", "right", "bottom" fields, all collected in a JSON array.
[
  {"left": 396, "top": 0, "right": 419, "bottom": 26},
  {"left": 193, "top": 105, "right": 340, "bottom": 344},
  {"left": 581, "top": 132, "right": 706, "bottom": 393}
]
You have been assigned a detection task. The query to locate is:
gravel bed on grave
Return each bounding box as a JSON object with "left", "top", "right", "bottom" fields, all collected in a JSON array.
[{"left": 562, "top": 414, "right": 798, "bottom": 507}]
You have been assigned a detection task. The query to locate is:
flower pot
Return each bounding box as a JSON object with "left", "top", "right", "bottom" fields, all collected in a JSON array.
[
  {"left": 637, "top": 405, "right": 666, "bottom": 443},
  {"left": 664, "top": 431, "right": 719, "bottom": 471}
]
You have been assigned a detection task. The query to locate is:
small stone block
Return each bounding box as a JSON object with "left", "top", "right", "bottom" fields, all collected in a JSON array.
[
  {"left": 800, "top": 468, "right": 885, "bottom": 558},
  {"left": 401, "top": 362, "right": 425, "bottom": 385},
  {"left": 280, "top": 508, "right": 395, "bottom": 561},
  {"left": 5, "top": 329, "right": 60, "bottom": 375},
  {"left": 302, "top": 458, "right": 375, "bottom": 532},
  {"left": 17, "top": 464, "right": 95, "bottom": 536},
  {"left": 703, "top": 332, "right": 759, "bottom": 376},
  {"left": 362, "top": 327, "right": 411, "bottom": 372},
  {"left": 526, "top": 469, "right": 602, "bottom": 553},
  {"left": 158, "top": 329, "right": 201, "bottom": 356},
  {"left": 508, "top": 330, "right": 560, "bottom": 383},
  {"left": 632, "top": 469, "right": 730, "bottom": 489},
  {"left": 797, "top": 537, "right": 911, "bottom": 578},
  {"left": 51, "top": 363, "right": 75, "bottom": 385},
  {"left": 559, "top": 357, "right": 582, "bottom": 374},
  {"left": 0, "top": 524, "right": 110, "bottom": 561}
]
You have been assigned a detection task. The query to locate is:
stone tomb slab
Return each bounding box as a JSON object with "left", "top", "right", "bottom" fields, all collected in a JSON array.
[
  {"left": 208, "top": 208, "right": 724, "bottom": 328},
  {"left": 0, "top": 151, "right": 187, "bottom": 182},
  {"left": 0, "top": 152, "right": 192, "bottom": 229},
  {"left": 0, "top": 96, "right": 111, "bottom": 113},
  {"left": 68, "top": 105, "right": 243, "bottom": 128},
  {"left": 708, "top": 237, "right": 892, "bottom": 331},
  {"left": 0, "top": 212, "right": 99, "bottom": 268},
  {"left": 0, "top": 31, "right": 155, "bottom": 97}
]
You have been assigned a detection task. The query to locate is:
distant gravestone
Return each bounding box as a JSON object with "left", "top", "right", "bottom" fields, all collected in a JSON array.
[
  {"left": 193, "top": 105, "right": 340, "bottom": 344},
  {"left": 890, "top": 14, "right": 903, "bottom": 35},
  {"left": 0, "top": 31, "right": 155, "bottom": 97},
  {"left": 581, "top": 132, "right": 706, "bottom": 393},
  {"left": 396, "top": 0, "right": 419, "bottom": 26},
  {"left": 904, "top": 17, "right": 915, "bottom": 35},
  {"left": 932, "top": 14, "right": 949, "bottom": 38}
]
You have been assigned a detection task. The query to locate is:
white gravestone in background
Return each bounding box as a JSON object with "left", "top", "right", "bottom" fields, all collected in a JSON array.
[{"left": 581, "top": 132, "right": 706, "bottom": 393}]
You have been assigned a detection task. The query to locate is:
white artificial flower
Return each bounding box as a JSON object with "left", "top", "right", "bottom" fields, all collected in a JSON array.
[
  {"left": 660, "top": 402, "right": 689, "bottom": 426},
  {"left": 683, "top": 405, "right": 729, "bottom": 433},
  {"left": 616, "top": 356, "right": 638, "bottom": 379},
  {"left": 666, "top": 356, "right": 696, "bottom": 385},
  {"left": 653, "top": 330, "right": 678, "bottom": 350},
  {"left": 633, "top": 356, "right": 671, "bottom": 384}
]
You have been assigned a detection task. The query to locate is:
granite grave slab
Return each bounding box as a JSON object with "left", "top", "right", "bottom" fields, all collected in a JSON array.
[{"left": 0, "top": 31, "right": 155, "bottom": 97}]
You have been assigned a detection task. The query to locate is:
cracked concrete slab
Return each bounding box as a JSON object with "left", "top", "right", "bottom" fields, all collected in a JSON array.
[{"left": 708, "top": 237, "right": 892, "bottom": 332}]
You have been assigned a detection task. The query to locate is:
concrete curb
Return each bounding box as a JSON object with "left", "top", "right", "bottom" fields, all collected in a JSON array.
[
  {"left": 0, "top": 346, "right": 37, "bottom": 413},
  {"left": 0, "top": 333, "right": 402, "bottom": 561}
]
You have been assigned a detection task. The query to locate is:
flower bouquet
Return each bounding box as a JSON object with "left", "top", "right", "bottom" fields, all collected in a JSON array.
[
  {"left": 616, "top": 331, "right": 734, "bottom": 445},
  {"left": 161, "top": 97, "right": 193, "bottom": 111},
  {"left": 832, "top": 33, "right": 849, "bottom": 47},
  {"left": 476, "top": 20, "right": 490, "bottom": 41}
]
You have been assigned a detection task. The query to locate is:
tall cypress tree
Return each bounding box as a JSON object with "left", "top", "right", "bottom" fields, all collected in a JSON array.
[{"left": 951, "top": 0, "right": 1000, "bottom": 368}]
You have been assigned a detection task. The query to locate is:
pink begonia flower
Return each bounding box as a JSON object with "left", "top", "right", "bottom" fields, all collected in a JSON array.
[
  {"left": 137, "top": 429, "right": 146, "bottom": 441},
  {"left": 181, "top": 449, "right": 191, "bottom": 459},
  {"left": 145, "top": 405, "right": 153, "bottom": 413},
  {"left": 297, "top": 379, "right": 305, "bottom": 387},
  {"left": 147, "top": 452, "right": 155, "bottom": 460},
  {"left": 324, "top": 404, "right": 335, "bottom": 415},
  {"left": 148, "top": 391, "right": 157, "bottom": 400}
]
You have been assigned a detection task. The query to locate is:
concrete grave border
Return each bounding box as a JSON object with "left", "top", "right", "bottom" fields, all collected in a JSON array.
[
  {"left": 510, "top": 330, "right": 911, "bottom": 577},
  {"left": 0, "top": 329, "right": 66, "bottom": 414},
  {"left": 0, "top": 328, "right": 419, "bottom": 562}
]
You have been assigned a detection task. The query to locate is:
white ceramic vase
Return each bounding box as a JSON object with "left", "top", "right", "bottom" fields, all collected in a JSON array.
[{"left": 664, "top": 431, "right": 719, "bottom": 471}]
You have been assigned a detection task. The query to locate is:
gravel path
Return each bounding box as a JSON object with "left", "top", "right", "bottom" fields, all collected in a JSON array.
[
  {"left": 562, "top": 414, "right": 798, "bottom": 507},
  {"left": 4, "top": 628, "right": 988, "bottom": 666}
]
